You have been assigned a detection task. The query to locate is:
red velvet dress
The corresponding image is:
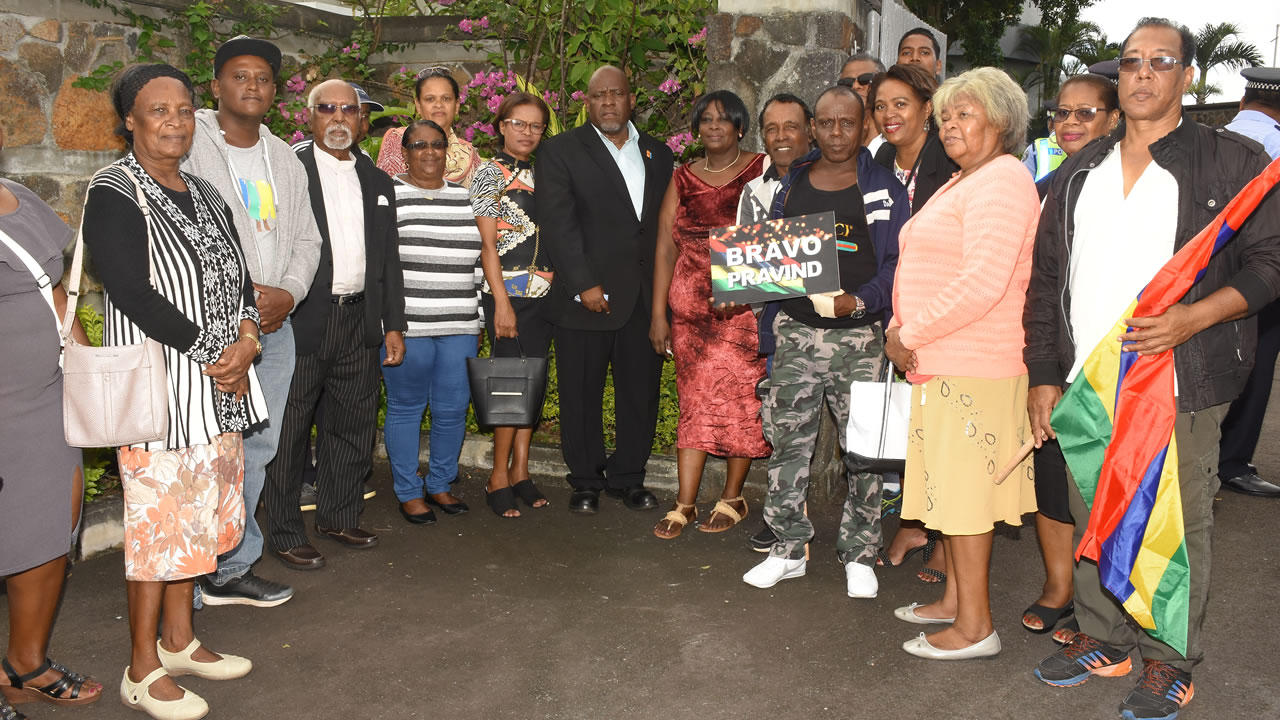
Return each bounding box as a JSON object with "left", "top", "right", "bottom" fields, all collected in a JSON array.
[{"left": 669, "top": 154, "right": 771, "bottom": 457}]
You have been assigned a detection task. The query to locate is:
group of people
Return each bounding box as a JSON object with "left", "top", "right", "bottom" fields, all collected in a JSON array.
[{"left": 2, "top": 16, "right": 1279, "bottom": 720}]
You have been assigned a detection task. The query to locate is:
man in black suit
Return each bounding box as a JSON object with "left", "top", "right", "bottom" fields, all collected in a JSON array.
[
  {"left": 536, "top": 65, "right": 675, "bottom": 514},
  {"left": 265, "top": 79, "right": 406, "bottom": 569}
]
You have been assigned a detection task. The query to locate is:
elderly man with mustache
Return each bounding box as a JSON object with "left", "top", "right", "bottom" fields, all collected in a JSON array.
[{"left": 263, "top": 79, "right": 407, "bottom": 571}]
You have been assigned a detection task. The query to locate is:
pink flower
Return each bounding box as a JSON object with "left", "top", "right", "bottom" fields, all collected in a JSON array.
[
  {"left": 285, "top": 74, "right": 305, "bottom": 94},
  {"left": 277, "top": 102, "right": 287, "bottom": 112},
  {"left": 665, "top": 131, "right": 695, "bottom": 154},
  {"left": 571, "top": 90, "right": 586, "bottom": 102},
  {"left": 658, "top": 77, "right": 682, "bottom": 95},
  {"left": 459, "top": 88, "right": 468, "bottom": 104},
  {"left": 470, "top": 71, "right": 487, "bottom": 87},
  {"left": 458, "top": 18, "right": 473, "bottom": 33},
  {"left": 464, "top": 126, "right": 476, "bottom": 142},
  {"left": 486, "top": 94, "right": 504, "bottom": 113},
  {"left": 688, "top": 27, "right": 707, "bottom": 45},
  {"left": 289, "top": 130, "right": 305, "bottom": 145},
  {"left": 293, "top": 109, "right": 309, "bottom": 125},
  {"left": 477, "top": 16, "right": 490, "bottom": 30},
  {"left": 437, "top": 0, "right": 455, "bottom": 4}
]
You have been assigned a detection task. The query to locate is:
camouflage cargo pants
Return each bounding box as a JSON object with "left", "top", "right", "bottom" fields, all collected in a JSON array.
[{"left": 761, "top": 312, "right": 884, "bottom": 565}]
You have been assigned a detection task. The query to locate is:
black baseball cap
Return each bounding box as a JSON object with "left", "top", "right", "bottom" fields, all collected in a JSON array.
[
  {"left": 214, "top": 35, "right": 282, "bottom": 79},
  {"left": 350, "top": 82, "right": 384, "bottom": 112}
]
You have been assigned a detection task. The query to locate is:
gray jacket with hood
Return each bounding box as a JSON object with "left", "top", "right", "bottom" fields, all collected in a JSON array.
[{"left": 182, "top": 108, "right": 321, "bottom": 308}]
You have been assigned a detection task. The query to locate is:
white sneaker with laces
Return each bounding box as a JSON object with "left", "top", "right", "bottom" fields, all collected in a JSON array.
[
  {"left": 742, "top": 556, "right": 807, "bottom": 588},
  {"left": 845, "top": 561, "right": 878, "bottom": 598}
]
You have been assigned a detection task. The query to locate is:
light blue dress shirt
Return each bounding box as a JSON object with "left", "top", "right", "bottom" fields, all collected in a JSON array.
[
  {"left": 593, "top": 121, "right": 645, "bottom": 218},
  {"left": 1227, "top": 109, "right": 1280, "bottom": 160}
]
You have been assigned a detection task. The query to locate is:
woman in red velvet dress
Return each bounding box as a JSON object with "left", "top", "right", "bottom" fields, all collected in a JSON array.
[{"left": 649, "top": 90, "right": 770, "bottom": 539}]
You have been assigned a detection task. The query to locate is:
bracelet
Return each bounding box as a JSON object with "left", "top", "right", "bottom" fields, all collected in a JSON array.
[{"left": 240, "top": 333, "right": 262, "bottom": 356}]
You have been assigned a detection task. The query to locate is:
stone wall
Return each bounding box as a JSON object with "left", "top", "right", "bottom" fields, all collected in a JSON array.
[
  {"left": 0, "top": 0, "right": 487, "bottom": 228},
  {"left": 706, "top": 8, "right": 859, "bottom": 153}
]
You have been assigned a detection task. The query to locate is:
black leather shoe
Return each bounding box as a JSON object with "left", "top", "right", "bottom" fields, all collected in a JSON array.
[
  {"left": 1221, "top": 472, "right": 1280, "bottom": 497},
  {"left": 426, "top": 494, "right": 470, "bottom": 515},
  {"left": 605, "top": 487, "right": 659, "bottom": 511},
  {"left": 400, "top": 502, "right": 438, "bottom": 525},
  {"left": 568, "top": 489, "right": 600, "bottom": 514},
  {"left": 275, "top": 544, "right": 326, "bottom": 570},
  {"left": 314, "top": 525, "right": 380, "bottom": 548}
]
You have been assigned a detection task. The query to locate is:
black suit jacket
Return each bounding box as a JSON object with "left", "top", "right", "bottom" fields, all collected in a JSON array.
[
  {"left": 292, "top": 142, "right": 407, "bottom": 355},
  {"left": 536, "top": 123, "right": 674, "bottom": 331}
]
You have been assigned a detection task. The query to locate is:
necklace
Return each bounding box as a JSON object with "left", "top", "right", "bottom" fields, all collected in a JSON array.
[{"left": 704, "top": 146, "right": 742, "bottom": 173}]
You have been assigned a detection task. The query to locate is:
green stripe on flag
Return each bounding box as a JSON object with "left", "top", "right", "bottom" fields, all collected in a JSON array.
[{"left": 1052, "top": 376, "right": 1113, "bottom": 507}]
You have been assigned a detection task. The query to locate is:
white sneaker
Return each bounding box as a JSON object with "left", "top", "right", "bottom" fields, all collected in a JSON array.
[
  {"left": 845, "top": 561, "right": 878, "bottom": 598},
  {"left": 742, "top": 556, "right": 806, "bottom": 588}
]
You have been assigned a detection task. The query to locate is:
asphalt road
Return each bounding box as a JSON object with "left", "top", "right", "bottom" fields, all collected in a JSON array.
[{"left": 7, "top": 425, "right": 1280, "bottom": 720}]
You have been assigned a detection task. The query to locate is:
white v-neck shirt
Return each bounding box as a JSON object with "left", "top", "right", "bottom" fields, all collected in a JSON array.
[{"left": 1067, "top": 148, "right": 1178, "bottom": 382}]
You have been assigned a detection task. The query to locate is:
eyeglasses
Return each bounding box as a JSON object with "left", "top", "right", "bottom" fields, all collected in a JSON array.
[
  {"left": 312, "top": 103, "right": 361, "bottom": 116},
  {"left": 417, "top": 66, "right": 452, "bottom": 79},
  {"left": 1116, "top": 56, "right": 1182, "bottom": 73},
  {"left": 405, "top": 140, "right": 448, "bottom": 151},
  {"left": 1050, "top": 107, "right": 1107, "bottom": 123},
  {"left": 502, "top": 118, "right": 546, "bottom": 135}
]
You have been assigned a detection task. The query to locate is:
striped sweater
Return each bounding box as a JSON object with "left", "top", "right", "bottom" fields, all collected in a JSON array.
[
  {"left": 392, "top": 176, "right": 483, "bottom": 336},
  {"left": 889, "top": 154, "right": 1040, "bottom": 381}
]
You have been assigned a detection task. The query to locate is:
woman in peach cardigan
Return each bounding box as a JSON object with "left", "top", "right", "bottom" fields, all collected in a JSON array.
[{"left": 885, "top": 67, "right": 1040, "bottom": 660}]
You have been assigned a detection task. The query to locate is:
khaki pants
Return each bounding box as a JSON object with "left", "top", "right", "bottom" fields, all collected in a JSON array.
[{"left": 1067, "top": 404, "right": 1226, "bottom": 672}]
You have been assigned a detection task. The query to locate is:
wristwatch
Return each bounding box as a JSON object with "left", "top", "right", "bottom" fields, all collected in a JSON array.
[
  {"left": 850, "top": 295, "right": 866, "bottom": 319},
  {"left": 240, "top": 333, "right": 263, "bottom": 356}
]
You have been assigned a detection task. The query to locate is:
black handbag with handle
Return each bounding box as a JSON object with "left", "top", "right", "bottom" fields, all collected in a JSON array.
[{"left": 466, "top": 337, "right": 547, "bottom": 427}]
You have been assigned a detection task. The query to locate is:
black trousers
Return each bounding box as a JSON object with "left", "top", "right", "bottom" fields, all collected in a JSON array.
[
  {"left": 553, "top": 302, "right": 663, "bottom": 491},
  {"left": 1219, "top": 300, "right": 1280, "bottom": 479},
  {"left": 265, "top": 302, "right": 380, "bottom": 551}
]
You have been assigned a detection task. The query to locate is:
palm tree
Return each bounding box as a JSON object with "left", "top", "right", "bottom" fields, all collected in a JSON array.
[
  {"left": 1018, "top": 19, "right": 1105, "bottom": 102},
  {"left": 1186, "top": 22, "right": 1263, "bottom": 104}
]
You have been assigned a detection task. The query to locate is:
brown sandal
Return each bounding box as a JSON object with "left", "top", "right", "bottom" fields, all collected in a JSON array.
[
  {"left": 698, "top": 496, "right": 748, "bottom": 533},
  {"left": 653, "top": 503, "right": 697, "bottom": 539}
]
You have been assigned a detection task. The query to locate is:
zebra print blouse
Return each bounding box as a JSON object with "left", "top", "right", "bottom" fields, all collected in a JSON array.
[{"left": 83, "top": 153, "right": 266, "bottom": 451}]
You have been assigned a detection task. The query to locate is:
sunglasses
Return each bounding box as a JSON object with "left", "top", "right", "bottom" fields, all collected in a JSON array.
[
  {"left": 502, "top": 118, "right": 546, "bottom": 135},
  {"left": 416, "top": 66, "right": 452, "bottom": 79},
  {"left": 406, "top": 140, "right": 448, "bottom": 151},
  {"left": 1050, "top": 107, "right": 1107, "bottom": 123},
  {"left": 312, "top": 103, "right": 361, "bottom": 116},
  {"left": 1116, "top": 56, "right": 1182, "bottom": 73}
]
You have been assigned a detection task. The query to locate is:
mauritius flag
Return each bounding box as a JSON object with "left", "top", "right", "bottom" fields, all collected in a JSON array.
[{"left": 1051, "top": 156, "right": 1280, "bottom": 656}]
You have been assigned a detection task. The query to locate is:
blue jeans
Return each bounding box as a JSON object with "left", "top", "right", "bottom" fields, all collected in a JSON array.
[
  {"left": 382, "top": 334, "right": 476, "bottom": 501},
  {"left": 211, "top": 319, "right": 296, "bottom": 584}
]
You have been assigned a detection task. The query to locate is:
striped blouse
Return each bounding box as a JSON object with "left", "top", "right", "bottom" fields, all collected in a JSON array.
[
  {"left": 84, "top": 153, "right": 267, "bottom": 451},
  {"left": 392, "top": 176, "right": 483, "bottom": 337}
]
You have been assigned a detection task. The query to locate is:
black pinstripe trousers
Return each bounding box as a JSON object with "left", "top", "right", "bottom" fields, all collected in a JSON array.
[{"left": 264, "top": 302, "right": 381, "bottom": 552}]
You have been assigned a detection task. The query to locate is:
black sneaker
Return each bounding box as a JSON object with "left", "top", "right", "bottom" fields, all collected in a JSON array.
[
  {"left": 1118, "top": 659, "right": 1194, "bottom": 720},
  {"left": 201, "top": 571, "right": 295, "bottom": 608},
  {"left": 748, "top": 525, "right": 777, "bottom": 553},
  {"left": 299, "top": 482, "right": 318, "bottom": 512},
  {"left": 1034, "top": 633, "right": 1132, "bottom": 687}
]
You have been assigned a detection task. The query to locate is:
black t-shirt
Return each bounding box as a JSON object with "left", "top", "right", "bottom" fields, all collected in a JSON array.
[{"left": 780, "top": 170, "right": 878, "bottom": 329}]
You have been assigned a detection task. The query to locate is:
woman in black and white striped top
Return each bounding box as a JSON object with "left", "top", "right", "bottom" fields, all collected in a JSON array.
[
  {"left": 83, "top": 64, "right": 264, "bottom": 720},
  {"left": 385, "top": 119, "right": 483, "bottom": 525}
]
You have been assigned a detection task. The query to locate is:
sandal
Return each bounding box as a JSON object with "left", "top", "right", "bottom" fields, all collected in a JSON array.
[
  {"left": 697, "top": 496, "right": 747, "bottom": 533},
  {"left": 878, "top": 528, "right": 937, "bottom": 567},
  {"left": 1021, "top": 600, "right": 1075, "bottom": 634},
  {"left": 510, "top": 479, "right": 549, "bottom": 508},
  {"left": 1052, "top": 617, "right": 1080, "bottom": 645},
  {"left": 653, "top": 503, "right": 697, "bottom": 539},
  {"left": 1, "top": 657, "right": 101, "bottom": 707},
  {"left": 917, "top": 567, "right": 947, "bottom": 584},
  {"left": 485, "top": 486, "right": 520, "bottom": 518},
  {"left": 0, "top": 695, "right": 26, "bottom": 720}
]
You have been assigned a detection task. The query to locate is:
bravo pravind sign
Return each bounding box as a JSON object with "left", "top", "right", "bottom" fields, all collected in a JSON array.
[{"left": 709, "top": 211, "right": 840, "bottom": 304}]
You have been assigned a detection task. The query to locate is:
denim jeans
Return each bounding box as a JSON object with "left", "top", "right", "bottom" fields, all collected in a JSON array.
[
  {"left": 210, "top": 319, "right": 296, "bottom": 584},
  {"left": 382, "top": 334, "right": 476, "bottom": 501}
]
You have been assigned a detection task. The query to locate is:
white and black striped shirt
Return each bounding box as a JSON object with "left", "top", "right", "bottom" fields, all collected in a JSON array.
[
  {"left": 392, "top": 176, "right": 482, "bottom": 337},
  {"left": 84, "top": 154, "right": 266, "bottom": 450}
]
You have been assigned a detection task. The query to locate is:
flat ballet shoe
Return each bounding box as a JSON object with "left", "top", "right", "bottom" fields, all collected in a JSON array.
[{"left": 156, "top": 638, "right": 251, "bottom": 681}]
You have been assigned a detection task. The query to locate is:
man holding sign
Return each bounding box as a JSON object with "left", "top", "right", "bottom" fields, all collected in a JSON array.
[{"left": 742, "top": 85, "right": 910, "bottom": 598}]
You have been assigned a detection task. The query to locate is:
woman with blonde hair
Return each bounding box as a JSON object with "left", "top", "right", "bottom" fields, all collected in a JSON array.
[{"left": 886, "top": 67, "right": 1040, "bottom": 660}]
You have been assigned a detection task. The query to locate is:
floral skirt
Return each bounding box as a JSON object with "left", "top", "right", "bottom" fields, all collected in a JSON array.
[{"left": 118, "top": 433, "right": 245, "bottom": 581}]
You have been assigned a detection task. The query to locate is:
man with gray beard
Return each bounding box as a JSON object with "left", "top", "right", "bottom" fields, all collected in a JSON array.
[{"left": 263, "top": 79, "right": 407, "bottom": 570}]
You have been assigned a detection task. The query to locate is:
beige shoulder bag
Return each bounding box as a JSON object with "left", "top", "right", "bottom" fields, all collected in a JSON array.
[{"left": 61, "top": 166, "right": 169, "bottom": 448}]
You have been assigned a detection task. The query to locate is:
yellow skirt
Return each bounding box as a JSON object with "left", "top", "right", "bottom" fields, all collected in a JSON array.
[{"left": 901, "top": 375, "right": 1037, "bottom": 536}]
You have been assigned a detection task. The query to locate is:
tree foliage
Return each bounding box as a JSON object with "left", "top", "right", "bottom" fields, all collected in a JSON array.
[
  {"left": 1018, "top": 19, "right": 1105, "bottom": 101},
  {"left": 1186, "top": 22, "right": 1263, "bottom": 104},
  {"left": 903, "top": 0, "right": 1098, "bottom": 69}
]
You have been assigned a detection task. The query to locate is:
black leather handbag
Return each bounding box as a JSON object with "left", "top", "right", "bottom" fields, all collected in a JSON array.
[{"left": 467, "top": 338, "right": 548, "bottom": 427}]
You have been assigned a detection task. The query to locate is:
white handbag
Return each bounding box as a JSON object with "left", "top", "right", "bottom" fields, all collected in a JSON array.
[{"left": 845, "top": 361, "right": 911, "bottom": 474}]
